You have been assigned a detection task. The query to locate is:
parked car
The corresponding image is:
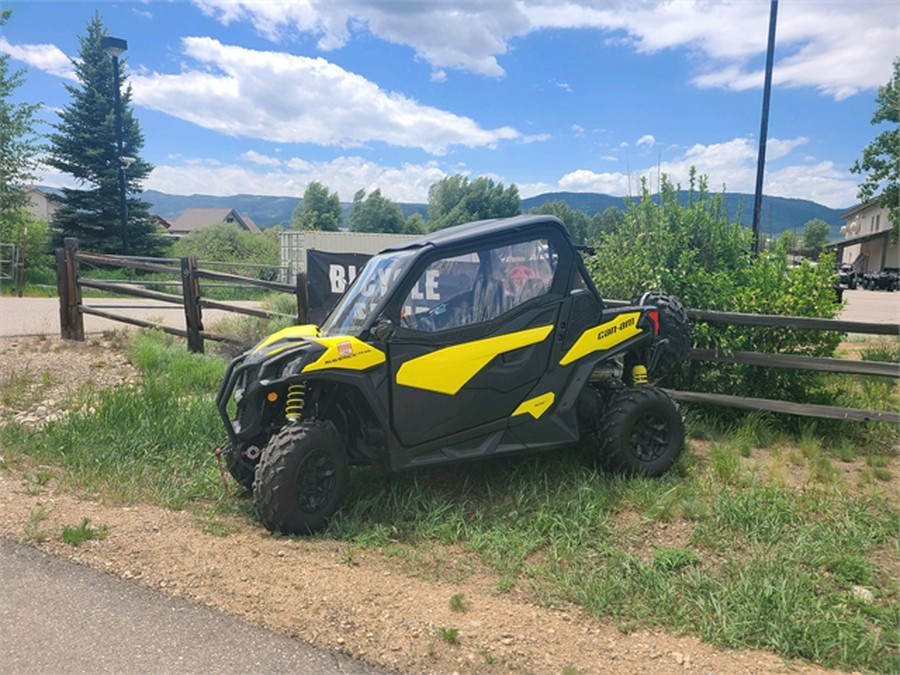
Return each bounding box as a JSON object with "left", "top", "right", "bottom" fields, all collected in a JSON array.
[{"left": 863, "top": 268, "right": 899, "bottom": 291}]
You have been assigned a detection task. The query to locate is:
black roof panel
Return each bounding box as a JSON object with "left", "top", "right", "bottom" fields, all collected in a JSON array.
[{"left": 379, "top": 215, "right": 570, "bottom": 254}]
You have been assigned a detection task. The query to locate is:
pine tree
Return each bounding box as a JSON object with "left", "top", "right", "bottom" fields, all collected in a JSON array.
[
  {"left": 46, "top": 14, "right": 164, "bottom": 255},
  {"left": 0, "top": 8, "right": 42, "bottom": 222}
]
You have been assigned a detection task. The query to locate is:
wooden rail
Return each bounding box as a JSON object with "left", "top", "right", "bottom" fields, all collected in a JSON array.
[
  {"left": 57, "top": 238, "right": 898, "bottom": 424},
  {"left": 56, "top": 238, "right": 308, "bottom": 353}
]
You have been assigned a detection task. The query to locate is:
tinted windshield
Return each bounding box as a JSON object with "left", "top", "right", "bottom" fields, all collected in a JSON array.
[{"left": 320, "top": 249, "right": 416, "bottom": 336}]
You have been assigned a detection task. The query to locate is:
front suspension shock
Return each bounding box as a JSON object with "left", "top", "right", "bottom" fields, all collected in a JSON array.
[{"left": 285, "top": 382, "right": 306, "bottom": 420}]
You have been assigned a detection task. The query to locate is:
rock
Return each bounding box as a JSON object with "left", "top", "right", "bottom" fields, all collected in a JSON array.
[{"left": 851, "top": 585, "right": 874, "bottom": 603}]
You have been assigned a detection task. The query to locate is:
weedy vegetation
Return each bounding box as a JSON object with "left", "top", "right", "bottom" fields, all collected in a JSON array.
[
  {"left": 61, "top": 517, "right": 108, "bottom": 546},
  {"left": 0, "top": 327, "right": 897, "bottom": 672}
]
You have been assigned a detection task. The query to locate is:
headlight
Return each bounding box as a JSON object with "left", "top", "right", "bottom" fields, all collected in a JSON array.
[{"left": 280, "top": 355, "right": 307, "bottom": 378}]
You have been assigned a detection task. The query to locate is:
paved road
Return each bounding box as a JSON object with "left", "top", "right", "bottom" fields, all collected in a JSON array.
[
  {"left": 0, "top": 538, "right": 380, "bottom": 674},
  {"left": 1, "top": 289, "right": 898, "bottom": 338},
  {"left": 0, "top": 296, "right": 263, "bottom": 338}
]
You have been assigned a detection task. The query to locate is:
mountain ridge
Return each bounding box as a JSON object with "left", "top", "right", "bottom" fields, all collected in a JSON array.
[{"left": 137, "top": 189, "right": 850, "bottom": 238}]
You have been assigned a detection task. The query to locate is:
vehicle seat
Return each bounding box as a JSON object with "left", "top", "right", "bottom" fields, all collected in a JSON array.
[
  {"left": 515, "top": 277, "right": 546, "bottom": 305},
  {"left": 472, "top": 274, "right": 505, "bottom": 322}
]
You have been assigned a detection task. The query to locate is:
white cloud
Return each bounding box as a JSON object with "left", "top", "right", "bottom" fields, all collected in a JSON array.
[
  {"left": 128, "top": 37, "right": 518, "bottom": 154},
  {"left": 550, "top": 135, "right": 857, "bottom": 208},
  {"left": 194, "top": 0, "right": 531, "bottom": 77},
  {"left": 191, "top": 1, "right": 894, "bottom": 99},
  {"left": 636, "top": 134, "right": 655, "bottom": 149},
  {"left": 0, "top": 37, "right": 74, "bottom": 79},
  {"left": 523, "top": 1, "right": 895, "bottom": 99},
  {"left": 144, "top": 155, "right": 448, "bottom": 203},
  {"left": 241, "top": 150, "right": 281, "bottom": 167}
]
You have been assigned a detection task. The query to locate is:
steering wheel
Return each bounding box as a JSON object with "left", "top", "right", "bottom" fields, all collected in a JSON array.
[{"left": 507, "top": 265, "right": 540, "bottom": 290}]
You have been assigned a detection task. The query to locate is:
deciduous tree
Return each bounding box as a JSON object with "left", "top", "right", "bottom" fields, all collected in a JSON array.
[
  {"left": 801, "top": 218, "right": 831, "bottom": 250},
  {"left": 851, "top": 57, "right": 899, "bottom": 242},
  {"left": 348, "top": 188, "right": 404, "bottom": 233},
  {"left": 292, "top": 181, "right": 342, "bottom": 231},
  {"left": 0, "top": 8, "right": 42, "bottom": 224},
  {"left": 427, "top": 175, "right": 520, "bottom": 230}
]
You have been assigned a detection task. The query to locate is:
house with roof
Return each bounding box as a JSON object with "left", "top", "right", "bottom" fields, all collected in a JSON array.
[
  {"left": 830, "top": 196, "right": 898, "bottom": 273},
  {"left": 167, "top": 208, "right": 261, "bottom": 237}
]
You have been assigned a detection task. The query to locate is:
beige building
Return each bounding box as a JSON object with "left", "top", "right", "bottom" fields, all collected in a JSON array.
[
  {"left": 24, "top": 187, "right": 60, "bottom": 222},
  {"left": 832, "top": 196, "right": 899, "bottom": 272}
]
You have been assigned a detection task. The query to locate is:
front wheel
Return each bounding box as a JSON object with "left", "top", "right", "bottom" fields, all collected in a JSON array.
[
  {"left": 597, "top": 387, "right": 684, "bottom": 477},
  {"left": 253, "top": 421, "right": 348, "bottom": 535}
]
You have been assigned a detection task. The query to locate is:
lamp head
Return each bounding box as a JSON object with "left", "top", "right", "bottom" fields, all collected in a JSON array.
[{"left": 101, "top": 36, "right": 128, "bottom": 58}]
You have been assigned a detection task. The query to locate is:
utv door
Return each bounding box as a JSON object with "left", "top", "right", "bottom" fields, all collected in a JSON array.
[{"left": 384, "top": 233, "right": 568, "bottom": 448}]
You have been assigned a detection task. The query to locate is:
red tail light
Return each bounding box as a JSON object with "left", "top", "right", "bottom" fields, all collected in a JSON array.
[{"left": 647, "top": 310, "right": 660, "bottom": 334}]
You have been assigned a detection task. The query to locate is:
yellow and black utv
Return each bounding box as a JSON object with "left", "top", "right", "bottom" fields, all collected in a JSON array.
[{"left": 216, "top": 215, "right": 691, "bottom": 534}]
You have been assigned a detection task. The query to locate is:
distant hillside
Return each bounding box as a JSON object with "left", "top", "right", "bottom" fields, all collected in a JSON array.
[
  {"left": 521, "top": 192, "right": 849, "bottom": 238},
  {"left": 141, "top": 188, "right": 847, "bottom": 238},
  {"left": 144, "top": 189, "right": 430, "bottom": 228}
]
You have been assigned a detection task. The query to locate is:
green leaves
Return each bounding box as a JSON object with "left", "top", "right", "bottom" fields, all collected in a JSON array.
[{"left": 586, "top": 172, "right": 842, "bottom": 402}]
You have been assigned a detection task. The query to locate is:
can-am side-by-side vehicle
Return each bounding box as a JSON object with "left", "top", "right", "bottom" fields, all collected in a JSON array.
[{"left": 216, "top": 215, "right": 691, "bottom": 534}]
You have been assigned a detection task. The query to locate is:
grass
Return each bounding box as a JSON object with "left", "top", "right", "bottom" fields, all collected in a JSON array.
[
  {"left": 61, "top": 517, "right": 108, "bottom": 546},
  {"left": 437, "top": 627, "right": 460, "bottom": 645},
  {"left": 0, "top": 329, "right": 897, "bottom": 672}
]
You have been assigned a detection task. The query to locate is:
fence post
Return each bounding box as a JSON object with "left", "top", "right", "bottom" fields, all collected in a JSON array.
[
  {"left": 56, "top": 238, "right": 84, "bottom": 341},
  {"left": 295, "top": 272, "right": 309, "bottom": 325},
  {"left": 181, "top": 255, "right": 204, "bottom": 353}
]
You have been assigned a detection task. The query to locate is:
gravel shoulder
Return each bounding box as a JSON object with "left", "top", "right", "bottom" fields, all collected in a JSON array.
[{"left": 0, "top": 335, "right": 840, "bottom": 674}]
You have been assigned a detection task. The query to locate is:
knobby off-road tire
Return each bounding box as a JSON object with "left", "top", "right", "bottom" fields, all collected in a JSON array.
[
  {"left": 253, "top": 421, "right": 348, "bottom": 535},
  {"left": 222, "top": 440, "right": 256, "bottom": 491},
  {"left": 632, "top": 292, "right": 692, "bottom": 382},
  {"left": 598, "top": 387, "right": 685, "bottom": 477}
]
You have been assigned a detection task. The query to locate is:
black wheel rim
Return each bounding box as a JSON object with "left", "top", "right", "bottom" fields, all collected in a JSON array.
[
  {"left": 628, "top": 411, "right": 670, "bottom": 463},
  {"left": 296, "top": 449, "right": 337, "bottom": 513}
]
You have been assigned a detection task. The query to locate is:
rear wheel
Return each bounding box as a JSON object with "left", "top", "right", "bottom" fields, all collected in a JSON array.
[
  {"left": 598, "top": 387, "right": 684, "bottom": 477},
  {"left": 253, "top": 421, "right": 348, "bottom": 535}
]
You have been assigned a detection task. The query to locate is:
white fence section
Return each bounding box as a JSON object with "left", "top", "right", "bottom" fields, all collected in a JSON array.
[{"left": 280, "top": 230, "right": 419, "bottom": 276}]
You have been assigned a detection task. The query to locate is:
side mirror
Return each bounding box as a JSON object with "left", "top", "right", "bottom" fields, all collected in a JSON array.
[{"left": 371, "top": 318, "right": 395, "bottom": 342}]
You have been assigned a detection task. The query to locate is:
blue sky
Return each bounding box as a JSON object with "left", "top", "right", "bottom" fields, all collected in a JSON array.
[{"left": 1, "top": 0, "right": 897, "bottom": 208}]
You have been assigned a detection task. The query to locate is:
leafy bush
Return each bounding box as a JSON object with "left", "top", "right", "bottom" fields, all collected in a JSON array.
[
  {"left": 587, "top": 171, "right": 842, "bottom": 402},
  {"left": 1, "top": 209, "right": 55, "bottom": 273},
  {"left": 171, "top": 221, "right": 278, "bottom": 272}
]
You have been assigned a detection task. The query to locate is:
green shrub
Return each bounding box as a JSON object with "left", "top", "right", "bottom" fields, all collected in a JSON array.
[{"left": 587, "top": 170, "right": 842, "bottom": 403}]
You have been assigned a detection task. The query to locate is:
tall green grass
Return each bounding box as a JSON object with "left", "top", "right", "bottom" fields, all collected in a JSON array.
[
  {"left": 0, "top": 331, "right": 226, "bottom": 506},
  {"left": 0, "top": 329, "right": 896, "bottom": 671}
]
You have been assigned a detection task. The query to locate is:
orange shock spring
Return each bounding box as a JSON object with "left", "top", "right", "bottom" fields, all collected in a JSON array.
[{"left": 285, "top": 382, "right": 305, "bottom": 420}]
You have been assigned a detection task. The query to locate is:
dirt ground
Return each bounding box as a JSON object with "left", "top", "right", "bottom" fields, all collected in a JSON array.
[{"left": 0, "top": 335, "right": 864, "bottom": 674}]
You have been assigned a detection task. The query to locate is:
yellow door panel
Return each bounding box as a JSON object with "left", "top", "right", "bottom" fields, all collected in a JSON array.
[{"left": 396, "top": 325, "right": 553, "bottom": 395}]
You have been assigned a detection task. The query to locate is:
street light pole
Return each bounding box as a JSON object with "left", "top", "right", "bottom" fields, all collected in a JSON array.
[
  {"left": 751, "top": 0, "right": 778, "bottom": 256},
  {"left": 101, "top": 36, "right": 129, "bottom": 256}
]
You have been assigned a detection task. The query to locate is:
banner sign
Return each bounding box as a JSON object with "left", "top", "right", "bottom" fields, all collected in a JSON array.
[{"left": 306, "top": 249, "right": 372, "bottom": 324}]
